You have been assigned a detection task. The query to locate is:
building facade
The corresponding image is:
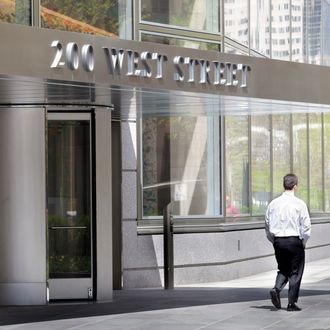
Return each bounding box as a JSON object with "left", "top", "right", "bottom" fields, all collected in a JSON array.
[{"left": 1, "top": 0, "right": 330, "bottom": 305}]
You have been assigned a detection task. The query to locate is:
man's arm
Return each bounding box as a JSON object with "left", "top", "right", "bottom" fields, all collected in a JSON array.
[
  {"left": 300, "top": 203, "right": 311, "bottom": 247},
  {"left": 265, "top": 207, "right": 274, "bottom": 244}
]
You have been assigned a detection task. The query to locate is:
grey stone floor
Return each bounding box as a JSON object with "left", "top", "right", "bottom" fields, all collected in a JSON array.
[{"left": 1, "top": 258, "right": 330, "bottom": 329}]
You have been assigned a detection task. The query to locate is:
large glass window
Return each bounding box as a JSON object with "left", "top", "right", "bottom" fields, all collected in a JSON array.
[
  {"left": 138, "top": 0, "right": 330, "bottom": 66},
  {"left": 324, "top": 114, "right": 330, "bottom": 211},
  {"left": 142, "top": 115, "right": 220, "bottom": 217},
  {"left": 141, "top": 34, "right": 220, "bottom": 51},
  {"left": 292, "top": 113, "right": 308, "bottom": 202},
  {"left": 224, "top": 0, "right": 249, "bottom": 48},
  {"left": 291, "top": 0, "right": 305, "bottom": 62},
  {"left": 141, "top": 108, "right": 330, "bottom": 221},
  {"left": 225, "top": 115, "right": 249, "bottom": 216},
  {"left": 225, "top": 43, "right": 248, "bottom": 55},
  {"left": 272, "top": 115, "right": 291, "bottom": 197},
  {"left": 250, "top": 0, "right": 270, "bottom": 57},
  {"left": 309, "top": 113, "right": 323, "bottom": 211},
  {"left": 251, "top": 115, "right": 271, "bottom": 215},
  {"left": 271, "top": 0, "right": 291, "bottom": 60},
  {"left": 306, "top": 0, "right": 322, "bottom": 65},
  {"left": 141, "top": 0, "right": 219, "bottom": 33},
  {"left": 322, "top": 0, "right": 330, "bottom": 66},
  {"left": 0, "top": 0, "right": 31, "bottom": 25},
  {"left": 41, "top": 0, "right": 122, "bottom": 37}
]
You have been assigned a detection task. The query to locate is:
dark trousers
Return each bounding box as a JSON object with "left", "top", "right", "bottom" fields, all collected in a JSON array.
[{"left": 273, "top": 236, "right": 305, "bottom": 304}]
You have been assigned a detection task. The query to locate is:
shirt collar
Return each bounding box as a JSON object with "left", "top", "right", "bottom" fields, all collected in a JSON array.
[{"left": 283, "top": 190, "right": 295, "bottom": 197}]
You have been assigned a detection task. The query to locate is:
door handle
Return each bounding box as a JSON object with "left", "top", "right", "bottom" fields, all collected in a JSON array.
[{"left": 49, "top": 226, "right": 87, "bottom": 229}]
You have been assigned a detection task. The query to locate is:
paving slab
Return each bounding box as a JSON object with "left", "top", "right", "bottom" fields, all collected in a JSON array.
[{"left": 1, "top": 258, "right": 330, "bottom": 330}]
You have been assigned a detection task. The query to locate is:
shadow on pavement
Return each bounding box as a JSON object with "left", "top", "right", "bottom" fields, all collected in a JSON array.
[
  {"left": 0, "top": 287, "right": 330, "bottom": 326},
  {"left": 250, "top": 305, "right": 279, "bottom": 311}
]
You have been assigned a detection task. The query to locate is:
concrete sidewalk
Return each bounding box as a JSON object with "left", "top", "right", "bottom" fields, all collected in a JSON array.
[{"left": 1, "top": 258, "right": 330, "bottom": 329}]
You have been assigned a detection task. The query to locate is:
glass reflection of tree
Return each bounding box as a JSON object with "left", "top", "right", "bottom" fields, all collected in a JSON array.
[
  {"left": 225, "top": 115, "right": 249, "bottom": 215},
  {"left": 41, "top": 0, "right": 119, "bottom": 35}
]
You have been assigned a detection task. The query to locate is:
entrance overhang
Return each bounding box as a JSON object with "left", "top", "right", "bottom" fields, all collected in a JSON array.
[
  {"left": 1, "top": 22, "right": 330, "bottom": 117},
  {"left": 1, "top": 74, "right": 330, "bottom": 119}
]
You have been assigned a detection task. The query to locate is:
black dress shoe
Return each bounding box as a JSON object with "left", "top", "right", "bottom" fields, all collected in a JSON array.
[
  {"left": 270, "top": 288, "right": 281, "bottom": 309},
  {"left": 287, "top": 303, "right": 301, "bottom": 311}
]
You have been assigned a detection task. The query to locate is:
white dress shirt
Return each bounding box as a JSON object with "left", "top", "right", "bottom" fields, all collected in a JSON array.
[{"left": 265, "top": 190, "right": 311, "bottom": 246}]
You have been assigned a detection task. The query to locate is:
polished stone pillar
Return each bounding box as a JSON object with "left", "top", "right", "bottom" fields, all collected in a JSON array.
[
  {"left": 0, "top": 107, "right": 46, "bottom": 305},
  {"left": 95, "top": 108, "right": 113, "bottom": 301}
]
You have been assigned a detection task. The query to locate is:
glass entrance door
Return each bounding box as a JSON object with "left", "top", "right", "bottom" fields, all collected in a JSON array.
[{"left": 47, "top": 113, "right": 93, "bottom": 300}]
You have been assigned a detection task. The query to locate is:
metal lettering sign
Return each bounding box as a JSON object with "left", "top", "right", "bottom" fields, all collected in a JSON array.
[
  {"left": 50, "top": 40, "right": 251, "bottom": 89},
  {"left": 3, "top": 22, "right": 330, "bottom": 106}
]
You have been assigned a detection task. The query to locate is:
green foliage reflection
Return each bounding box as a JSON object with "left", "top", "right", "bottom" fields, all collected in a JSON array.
[
  {"left": 41, "top": 0, "right": 119, "bottom": 36},
  {"left": 48, "top": 214, "right": 91, "bottom": 278}
]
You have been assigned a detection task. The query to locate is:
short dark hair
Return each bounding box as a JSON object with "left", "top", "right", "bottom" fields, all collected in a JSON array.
[{"left": 283, "top": 173, "right": 298, "bottom": 190}]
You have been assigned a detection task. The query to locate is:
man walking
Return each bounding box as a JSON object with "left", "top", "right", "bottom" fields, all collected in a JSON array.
[{"left": 265, "top": 173, "right": 311, "bottom": 311}]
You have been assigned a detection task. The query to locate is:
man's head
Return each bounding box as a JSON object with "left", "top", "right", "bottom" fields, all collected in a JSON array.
[{"left": 283, "top": 173, "right": 298, "bottom": 191}]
